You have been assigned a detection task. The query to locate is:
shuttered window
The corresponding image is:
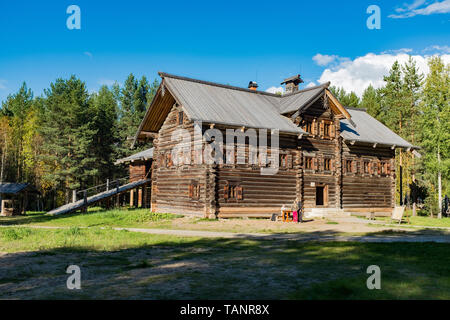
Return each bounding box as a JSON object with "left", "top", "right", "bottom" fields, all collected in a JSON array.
[
  {"left": 176, "top": 111, "right": 184, "bottom": 125},
  {"left": 324, "top": 158, "right": 331, "bottom": 171},
  {"left": 346, "top": 160, "right": 352, "bottom": 173},
  {"left": 305, "top": 157, "right": 313, "bottom": 169},
  {"left": 364, "top": 161, "right": 370, "bottom": 174},
  {"left": 189, "top": 181, "right": 200, "bottom": 200},
  {"left": 224, "top": 181, "right": 243, "bottom": 201},
  {"left": 280, "top": 154, "right": 292, "bottom": 168}
]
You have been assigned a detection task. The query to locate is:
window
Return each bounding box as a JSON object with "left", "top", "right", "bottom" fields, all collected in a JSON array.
[
  {"left": 305, "top": 157, "right": 313, "bottom": 170},
  {"left": 280, "top": 154, "right": 292, "bottom": 168},
  {"left": 166, "top": 152, "right": 173, "bottom": 167},
  {"left": 364, "top": 161, "right": 370, "bottom": 174},
  {"left": 303, "top": 120, "right": 313, "bottom": 134},
  {"left": 224, "top": 181, "right": 243, "bottom": 201},
  {"left": 324, "top": 123, "right": 331, "bottom": 137},
  {"left": 177, "top": 111, "right": 184, "bottom": 125},
  {"left": 346, "top": 160, "right": 353, "bottom": 173},
  {"left": 188, "top": 181, "right": 200, "bottom": 200},
  {"left": 324, "top": 158, "right": 331, "bottom": 171}
]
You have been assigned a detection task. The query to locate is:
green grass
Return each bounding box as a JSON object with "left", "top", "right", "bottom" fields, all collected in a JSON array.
[
  {"left": 0, "top": 207, "right": 182, "bottom": 229},
  {"left": 374, "top": 214, "right": 450, "bottom": 228},
  {"left": 0, "top": 226, "right": 449, "bottom": 299}
]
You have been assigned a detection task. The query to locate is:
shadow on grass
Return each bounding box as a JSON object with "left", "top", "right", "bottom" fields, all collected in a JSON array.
[{"left": 1, "top": 227, "right": 449, "bottom": 300}]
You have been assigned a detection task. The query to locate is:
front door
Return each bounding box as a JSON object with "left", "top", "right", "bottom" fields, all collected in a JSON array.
[{"left": 316, "top": 186, "right": 324, "bottom": 206}]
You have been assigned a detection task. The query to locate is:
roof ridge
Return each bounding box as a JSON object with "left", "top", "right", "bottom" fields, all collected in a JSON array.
[
  {"left": 345, "top": 106, "right": 367, "bottom": 112},
  {"left": 281, "top": 81, "right": 331, "bottom": 97},
  {"left": 158, "top": 72, "right": 281, "bottom": 97}
]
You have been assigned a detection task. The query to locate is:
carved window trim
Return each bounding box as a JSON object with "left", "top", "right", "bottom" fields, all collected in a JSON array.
[
  {"left": 224, "top": 180, "right": 243, "bottom": 202},
  {"left": 188, "top": 181, "right": 200, "bottom": 200}
]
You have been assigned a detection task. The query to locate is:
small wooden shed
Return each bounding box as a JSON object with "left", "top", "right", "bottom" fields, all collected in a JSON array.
[{"left": 0, "top": 183, "right": 39, "bottom": 216}]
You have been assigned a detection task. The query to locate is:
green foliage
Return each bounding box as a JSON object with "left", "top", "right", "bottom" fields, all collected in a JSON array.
[
  {"left": 117, "top": 74, "right": 159, "bottom": 157},
  {"left": 329, "top": 86, "right": 360, "bottom": 108},
  {"left": 0, "top": 73, "right": 159, "bottom": 209},
  {"left": 360, "top": 85, "right": 382, "bottom": 120},
  {"left": 417, "top": 57, "right": 450, "bottom": 216}
]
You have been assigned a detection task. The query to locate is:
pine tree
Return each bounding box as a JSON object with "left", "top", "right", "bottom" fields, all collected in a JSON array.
[
  {"left": 40, "top": 76, "right": 97, "bottom": 205},
  {"left": 117, "top": 74, "right": 159, "bottom": 156},
  {"left": 360, "top": 85, "right": 382, "bottom": 120},
  {"left": 419, "top": 57, "right": 450, "bottom": 218},
  {"left": 329, "top": 86, "right": 360, "bottom": 107},
  {"left": 89, "top": 85, "right": 119, "bottom": 182},
  {"left": 1, "top": 82, "right": 34, "bottom": 182}
]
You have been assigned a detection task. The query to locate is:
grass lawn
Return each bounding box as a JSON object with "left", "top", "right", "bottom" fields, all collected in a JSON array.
[
  {"left": 0, "top": 207, "right": 317, "bottom": 234},
  {"left": 1, "top": 226, "right": 449, "bottom": 299},
  {"left": 373, "top": 213, "right": 450, "bottom": 228},
  {"left": 0, "top": 207, "right": 183, "bottom": 229}
]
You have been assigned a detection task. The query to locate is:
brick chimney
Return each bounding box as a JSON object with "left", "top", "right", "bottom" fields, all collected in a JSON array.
[
  {"left": 281, "top": 75, "right": 304, "bottom": 93},
  {"left": 248, "top": 81, "right": 258, "bottom": 91}
]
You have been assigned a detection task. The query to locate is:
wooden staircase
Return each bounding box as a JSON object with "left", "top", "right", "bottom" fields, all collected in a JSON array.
[{"left": 46, "top": 179, "right": 151, "bottom": 216}]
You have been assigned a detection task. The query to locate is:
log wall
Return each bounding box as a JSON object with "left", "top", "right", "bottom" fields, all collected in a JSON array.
[
  {"left": 341, "top": 143, "right": 395, "bottom": 209},
  {"left": 297, "top": 98, "right": 340, "bottom": 209},
  {"left": 151, "top": 104, "right": 208, "bottom": 215}
]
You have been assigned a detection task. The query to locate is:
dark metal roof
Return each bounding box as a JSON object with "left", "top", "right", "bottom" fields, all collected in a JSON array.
[
  {"left": 134, "top": 73, "right": 414, "bottom": 149},
  {"left": 115, "top": 147, "right": 154, "bottom": 165},
  {"left": 162, "top": 74, "right": 305, "bottom": 134},
  {"left": 340, "top": 108, "right": 414, "bottom": 149},
  {"left": 0, "top": 183, "right": 37, "bottom": 194},
  {"left": 278, "top": 85, "right": 328, "bottom": 114}
]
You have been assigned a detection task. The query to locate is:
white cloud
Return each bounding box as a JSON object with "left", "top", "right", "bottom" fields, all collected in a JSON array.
[
  {"left": 0, "top": 80, "right": 6, "bottom": 90},
  {"left": 265, "top": 86, "right": 285, "bottom": 94},
  {"left": 316, "top": 51, "right": 450, "bottom": 96},
  {"left": 423, "top": 45, "right": 450, "bottom": 54},
  {"left": 312, "top": 54, "right": 338, "bottom": 66},
  {"left": 389, "top": 0, "right": 450, "bottom": 18},
  {"left": 381, "top": 48, "right": 413, "bottom": 54},
  {"left": 306, "top": 82, "right": 317, "bottom": 88},
  {"left": 98, "top": 79, "right": 120, "bottom": 87}
]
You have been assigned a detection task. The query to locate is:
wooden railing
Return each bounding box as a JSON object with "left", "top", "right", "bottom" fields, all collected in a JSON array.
[{"left": 72, "top": 173, "right": 148, "bottom": 204}]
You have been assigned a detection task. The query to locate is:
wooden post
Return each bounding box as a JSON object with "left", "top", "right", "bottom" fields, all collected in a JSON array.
[
  {"left": 138, "top": 187, "right": 143, "bottom": 207},
  {"left": 106, "top": 179, "right": 110, "bottom": 191},
  {"left": 116, "top": 180, "right": 120, "bottom": 208},
  {"left": 23, "top": 191, "right": 28, "bottom": 215},
  {"left": 130, "top": 189, "right": 134, "bottom": 207},
  {"left": 72, "top": 190, "right": 77, "bottom": 203},
  {"left": 82, "top": 190, "right": 87, "bottom": 213},
  {"left": 142, "top": 185, "right": 147, "bottom": 208}
]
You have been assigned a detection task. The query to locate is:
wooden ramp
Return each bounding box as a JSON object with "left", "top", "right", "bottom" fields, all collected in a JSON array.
[{"left": 46, "top": 179, "right": 151, "bottom": 216}]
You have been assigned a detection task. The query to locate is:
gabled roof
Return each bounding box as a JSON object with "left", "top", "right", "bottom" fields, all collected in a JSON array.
[
  {"left": 134, "top": 72, "right": 413, "bottom": 150},
  {"left": 340, "top": 108, "right": 414, "bottom": 149},
  {"left": 278, "top": 84, "right": 329, "bottom": 114},
  {"left": 115, "top": 147, "right": 154, "bottom": 164},
  {"left": 161, "top": 73, "right": 305, "bottom": 135},
  {"left": 0, "top": 183, "right": 38, "bottom": 194}
]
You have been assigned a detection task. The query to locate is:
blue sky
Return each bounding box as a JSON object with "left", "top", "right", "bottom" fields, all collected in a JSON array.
[{"left": 0, "top": 0, "right": 449, "bottom": 101}]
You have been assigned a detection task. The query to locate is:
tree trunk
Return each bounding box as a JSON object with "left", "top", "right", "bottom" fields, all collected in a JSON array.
[{"left": 438, "top": 147, "right": 442, "bottom": 219}]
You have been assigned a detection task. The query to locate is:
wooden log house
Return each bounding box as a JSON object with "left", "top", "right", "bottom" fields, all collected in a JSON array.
[{"left": 118, "top": 72, "right": 416, "bottom": 218}]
